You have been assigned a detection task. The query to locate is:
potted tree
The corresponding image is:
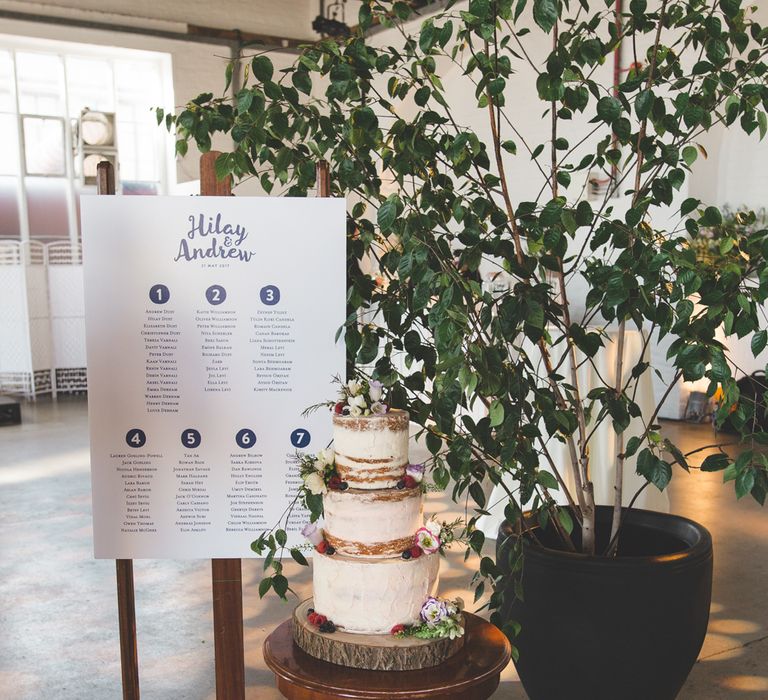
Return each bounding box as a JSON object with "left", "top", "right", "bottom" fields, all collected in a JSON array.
[{"left": 162, "top": 1, "right": 768, "bottom": 697}]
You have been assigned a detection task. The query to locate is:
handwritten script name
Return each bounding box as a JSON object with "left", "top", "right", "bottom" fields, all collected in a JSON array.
[{"left": 174, "top": 213, "right": 253, "bottom": 262}]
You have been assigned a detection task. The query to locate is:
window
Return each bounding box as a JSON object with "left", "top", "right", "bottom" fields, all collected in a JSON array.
[{"left": 0, "top": 35, "right": 174, "bottom": 243}]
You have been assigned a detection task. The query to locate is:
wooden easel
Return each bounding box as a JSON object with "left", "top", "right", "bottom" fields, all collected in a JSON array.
[
  {"left": 97, "top": 154, "right": 332, "bottom": 700},
  {"left": 97, "top": 155, "right": 245, "bottom": 700}
]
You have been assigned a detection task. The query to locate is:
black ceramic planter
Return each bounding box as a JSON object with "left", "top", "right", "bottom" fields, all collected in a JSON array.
[{"left": 497, "top": 506, "right": 713, "bottom": 700}]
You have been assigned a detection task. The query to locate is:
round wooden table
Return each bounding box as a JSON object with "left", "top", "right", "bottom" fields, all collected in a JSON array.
[{"left": 263, "top": 612, "right": 511, "bottom": 700}]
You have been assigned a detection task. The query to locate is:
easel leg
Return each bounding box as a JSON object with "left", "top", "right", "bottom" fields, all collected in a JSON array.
[
  {"left": 212, "top": 558, "right": 245, "bottom": 700},
  {"left": 116, "top": 558, "right": 140, "bottom": 700}
]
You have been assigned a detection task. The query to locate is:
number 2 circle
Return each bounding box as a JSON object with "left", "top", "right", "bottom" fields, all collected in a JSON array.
[
  {"left": 206, "top": 285, "right": 226, "bottom": 305},
  {"left": 236, "top": 428, "right": 257, "bottom": 449}
]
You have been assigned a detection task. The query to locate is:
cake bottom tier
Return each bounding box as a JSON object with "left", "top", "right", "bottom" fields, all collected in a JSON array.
[
  {"left": 312, "top": 551, "right": 439, "bottom": 634},
  {"left": 293, "top": 599, "right": 465, "bottom": 671}
]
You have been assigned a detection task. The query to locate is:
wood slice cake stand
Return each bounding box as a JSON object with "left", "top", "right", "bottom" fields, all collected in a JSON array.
[
  {"left": 292, "top": 599, "right": 464, "bottom": 671},
  {"left": 264, "top": 608, "right": 511, "bottom": 700}
]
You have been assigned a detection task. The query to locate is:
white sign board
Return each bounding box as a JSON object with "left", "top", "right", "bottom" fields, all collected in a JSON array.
[{"left": 82, "top": 196, "right": 346, "bottom": 558}]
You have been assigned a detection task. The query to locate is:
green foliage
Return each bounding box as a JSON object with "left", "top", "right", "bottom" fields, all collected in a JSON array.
[{"left": 167, "top": 0, "right": 768, "bottom": 625}]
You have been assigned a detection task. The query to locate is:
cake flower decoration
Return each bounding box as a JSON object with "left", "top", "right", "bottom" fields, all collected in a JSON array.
[
  {"left": 304, "top": 471, "right": 327, "bottom": 495},
  {"left": 415, "top": 527, "right": 441, "bottom": 554},
  {"left": 421, "top": 597, "right": 448, "bottom": 626},
  {"left": 303, "top": 375, "right": 390, "bottom": 418},
  {"left": 406, "top": 463, "right": 425, "bottom": 483},
  {"left": 369, "top": 380, "right": 383, "bottom": 402},
  {"left": 391, "top": 596, "right": 465, "bottom": 640},
  {"left": 301, "top": 522, "right": 324, "bottom": 546}
]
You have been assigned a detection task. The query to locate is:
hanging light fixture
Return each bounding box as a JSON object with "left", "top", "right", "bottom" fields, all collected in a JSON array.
[{"left": 312, "top": 0, "right": 350, "bottom": 38}]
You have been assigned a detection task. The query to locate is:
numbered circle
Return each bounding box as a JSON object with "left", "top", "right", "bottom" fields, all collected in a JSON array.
[
  {"left": 149, "top": 284, "right": 170, "bottom": 305},
  {"left": 235, "top": 428, "right": 257, "bottom": 449},
  {"left": 181, "top": 428, "right": 201, "bottom": 449},
  {"left": 260, "top": 285, "right": 280, "bottom": 306},
  {"left": 290, "top": 428, "right": 311, "bottom": 448},
  {"left": 125, "top": 428, "right": 146, "bottom": 449},
  {"left": 205, "top": 284, "right": 227, "bottom": 306}
]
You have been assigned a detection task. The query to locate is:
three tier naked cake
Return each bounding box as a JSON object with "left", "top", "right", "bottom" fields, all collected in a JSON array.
[{"left": 292, "top": 379, "right": 465, "bottom": 671}]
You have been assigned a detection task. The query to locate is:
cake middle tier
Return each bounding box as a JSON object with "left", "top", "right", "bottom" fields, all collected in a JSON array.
[
  {"left": 312, "top": 551, "right": 440, "bottom": 634},
  {"left": 323, "top": 485, "right": 422, "bottom": 557}
]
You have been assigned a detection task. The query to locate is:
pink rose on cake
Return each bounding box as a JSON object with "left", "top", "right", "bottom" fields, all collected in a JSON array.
[{"left": 415, "top": 526, "right": 441, "bottom": 554}]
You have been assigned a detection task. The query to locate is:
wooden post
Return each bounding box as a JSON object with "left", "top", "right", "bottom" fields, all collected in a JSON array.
[
  {"left": 200, "top": 151, "right": 246, "bottom": 700},
  {"left": 98, "top": 160, "right": 141, "bottom": 700},
  {"left": 316, "top": 160, "right": 330, "bottom": 198}
]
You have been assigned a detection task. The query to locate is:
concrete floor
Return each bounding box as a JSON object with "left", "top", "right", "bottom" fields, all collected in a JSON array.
[{"left": 0, "top": 396, "right": 766, "bottom": 699}]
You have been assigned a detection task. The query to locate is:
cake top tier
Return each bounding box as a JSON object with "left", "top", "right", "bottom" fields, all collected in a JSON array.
[{"left": 332, "top": 408, "right": 409, "bottom": 431}]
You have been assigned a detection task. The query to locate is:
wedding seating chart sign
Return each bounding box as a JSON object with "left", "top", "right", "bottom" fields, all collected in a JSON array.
[{"left": 82, "top": 196, "right": 346, "bottom": 558}]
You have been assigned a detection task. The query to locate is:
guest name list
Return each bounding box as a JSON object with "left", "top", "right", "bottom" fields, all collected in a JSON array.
[{"left": 82, "top": 196, "right": 345, "bottom": 558}]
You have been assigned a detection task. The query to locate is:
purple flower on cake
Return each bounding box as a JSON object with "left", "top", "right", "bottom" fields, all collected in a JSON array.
[
  {"left": 301, "top": 522, "right": 324, "bottom": 546},
  {"left": 420, "top": 597, "right": 448, "bottom": 627},
  {"left": 406, "top": 463, "right": 425, "bottom": 483},
  {"left": 370, "top": 401, "right": 388, "bottom": 415},
  {"left": 415, "top": 527, "right": 440, "bottom": 554},
  {"left": 369, "top": 380, "right": 383, "bottom": 402}
]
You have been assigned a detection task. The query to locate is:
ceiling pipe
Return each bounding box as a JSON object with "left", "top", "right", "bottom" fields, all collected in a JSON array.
[{"left": 0, "top": 9, "right": 305, "bottom": 53}]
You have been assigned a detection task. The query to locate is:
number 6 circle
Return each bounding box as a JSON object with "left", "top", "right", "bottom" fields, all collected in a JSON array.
[{"left": 236, "top": 428, "right": 257, "bottom": 449}]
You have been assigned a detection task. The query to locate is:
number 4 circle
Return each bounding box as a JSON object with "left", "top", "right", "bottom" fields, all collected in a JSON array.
[{"left": 126, "top": 428, "right": 146, "bottom": 448}]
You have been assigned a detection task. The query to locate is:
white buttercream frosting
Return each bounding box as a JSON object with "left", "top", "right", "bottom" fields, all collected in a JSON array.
[
  {"left": 332, "top": 410, "right": 410, "bottom": 489},
  {"left": 323, "top": 487, "right": 423, "bottom": 557},
  {"left": 312, "top": 552, "right": 440, "bottom": 634}
]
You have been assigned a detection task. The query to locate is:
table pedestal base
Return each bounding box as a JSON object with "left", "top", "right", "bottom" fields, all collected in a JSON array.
[{"left": 263, "top": 612, "right": 511, "bottom": 700}]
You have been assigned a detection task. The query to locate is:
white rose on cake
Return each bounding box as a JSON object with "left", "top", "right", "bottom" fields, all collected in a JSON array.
[
  {"left": 425, "top": 519, "right": 442, "bottom": 538},
  {"left": 316, "top": 448, "right": 335, "bottom": 468},
  {"left": 304, "top": 472, "right": 327, "bottom": 495},
  {"left": 369, "top": 380, "right": 383, "bottom": 402}
]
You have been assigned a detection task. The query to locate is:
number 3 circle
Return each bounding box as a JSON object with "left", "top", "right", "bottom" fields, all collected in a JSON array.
[
  {"left": 236, "top": 428, "right": 257, "bottom": 449},
  {"left": 260, "top": 285, "right": 280, "bottom": 306}
]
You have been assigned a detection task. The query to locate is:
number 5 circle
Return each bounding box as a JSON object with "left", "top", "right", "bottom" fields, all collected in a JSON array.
[
  {"left": 181, "top": 428, "right": 201, "bottom": 449},
  {"left": 236, "top": 428, "right": 257, "bottom": 449}
]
